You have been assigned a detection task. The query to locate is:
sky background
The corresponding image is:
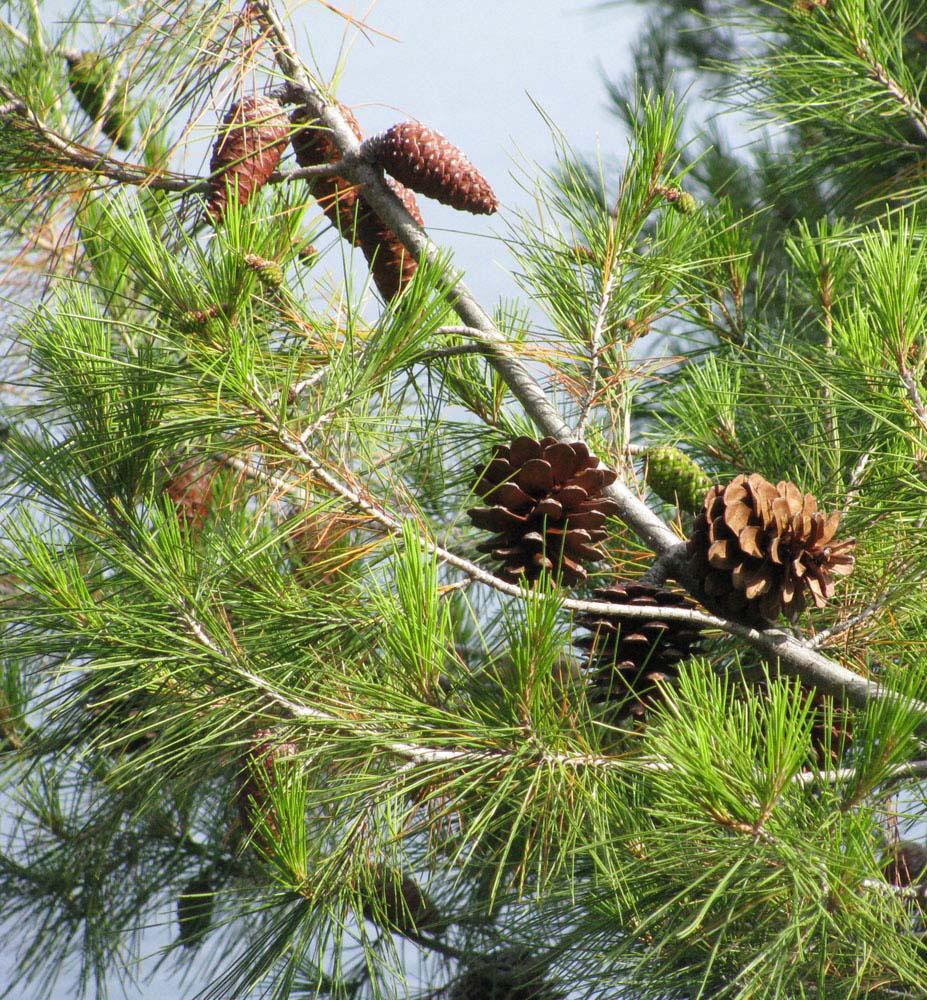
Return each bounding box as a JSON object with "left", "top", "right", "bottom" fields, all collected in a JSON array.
[{"left": 5, "top": 0, "right": 646, "bottom": 995}]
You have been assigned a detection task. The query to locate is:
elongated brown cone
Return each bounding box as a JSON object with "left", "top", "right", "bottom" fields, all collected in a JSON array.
[
  {"left": 291, "top": 103, "right": 364, "bottom": 238},
  {"left": 576, "top": 582, "right": 704, "bottom": 721},
  {"left": 362, "top": 123, "right": 498, "bottom": 215},
  {"left": 291, "top": 106, "right": 424, "bottom": 297},
  {"left": 236, "top": 729, "right": 299, "bottom": 846},
  {"left": 467, "top": 436, "right": 618, "bottom": 585},
  {"left": 176, "top": 874, "right": 214, "bottom": 948},
  {"left": 206, "top": 95, "right": 289, "bottom": 224},
  {"left": 165, "top": 462, "right": 215, "bottom": 533},
  {"left": 356, "top": 177, "right": 423, "bottom": 298},
  {"left": 687, "top": 473, "right": 855, "bottom": 621}
]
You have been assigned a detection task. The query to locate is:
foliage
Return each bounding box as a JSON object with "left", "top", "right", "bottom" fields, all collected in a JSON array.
[{"left": 0, "top": 1, "right": 926, "bottom": 999}]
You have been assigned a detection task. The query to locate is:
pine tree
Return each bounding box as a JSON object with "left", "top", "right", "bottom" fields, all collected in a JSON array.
[{"left": 0, "top": 2, "right": 926, "bottom": 999}]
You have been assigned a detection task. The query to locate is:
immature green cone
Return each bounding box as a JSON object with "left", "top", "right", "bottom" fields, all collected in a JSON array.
[
  {"left": 244, "top": 253, "right": 284, "bottom": 290},
  {"left": 66, "top": 52, "right": 133, "bottom": 150},
  {"left": 176, "top": 874, "right": 214, "bottom": 948},
  {"left": 645, "top": 445, "right": 713, "bottom": 514},
  {"left": 673, "top": 191, "right": 698, "bottom": 215}
]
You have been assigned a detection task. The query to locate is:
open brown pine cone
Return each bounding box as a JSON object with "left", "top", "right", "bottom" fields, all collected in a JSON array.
[
  {"left": 467, "top": 436, "right": 618, "bottom": 585},
  {"left": 687, "top": 473, "right": 855, "bottom": 621}
]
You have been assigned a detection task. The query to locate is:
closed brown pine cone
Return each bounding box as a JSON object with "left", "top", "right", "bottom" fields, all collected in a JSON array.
[
  {"left": 576, "top": 581, "right": 704, "bottom": 721},
  {"left": 291, "top": 103, "right": 364, "bottom": 239},
  {"left": 291, "top": 106, "right": 424, "bottom": 297},
  {"left": 467, "top": 436, "right": 618, "bottom": 586},
  {"left": 206, "top": 95, "right": 289, "bottom": 224},
  {"left": 166, "top": 462, "right": 214, "bottom": 533},
  {"left": 362, "top": 123, "right": 498, "bottom": 215},
  {"left": 687, "top": 473, "right": 855, "bottom": 621}
]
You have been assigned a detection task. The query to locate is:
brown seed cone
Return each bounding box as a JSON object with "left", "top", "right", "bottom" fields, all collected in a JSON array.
[
  {"left": 236, "top": 728, "right": 299, "bottom": 845},
  {"left": 291, "top": 102, "right": 364, "bottom": 240},
  {"left": 576, "top": 581, "right": 705, "bottom": 721},
  {"left": 807, "top": 690, "right": 852, "bottom": 765},
  {"left": 206, "top": 95, "right": 290, "bottom": 224},
  {"left": 687, "top": 473, "right": 855, "bottom": 622},
  {"left": 884, "top": 841, "right": 927, "bottom": 889},
  {"left": 165, "top": 462, "right": 215, "bottom": 533},
  {"left": 362, "top": 123, "right": 498, "bottom": 215},
  {"left": 291, "top": 105, "right": 425, "bottom": 297},
  {"left": 360, "top": 864, "right": 447, "bottom": 936},
  {"left": 467, "top": 436, "right": 618, "bottom": 586},
  {"left": 355, "top": 178, "right": 424, "bottom": 298}
]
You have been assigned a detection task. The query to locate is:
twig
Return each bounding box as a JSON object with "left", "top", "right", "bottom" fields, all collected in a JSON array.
[
  {"left": 251, "top": 0, "right": 679, "bottom": 559},
  {"left": 855, "top": 37, "right": 927, "bottom": 142},
  {"left": 806, "top": 601, "right": 883, "bottom": 650},
  {"left": 575, "top": 267, "right": 618, "bottom": 437}
]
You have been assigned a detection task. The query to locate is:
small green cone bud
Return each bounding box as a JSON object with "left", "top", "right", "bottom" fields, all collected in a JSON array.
[
  {"left": 177, "top": 305, "right": 220, "bottom": 333},
  {"left": 244, "top": 253, "right": 284, "bottom": 290},
  {"left": 66, "top": 52, "right": 133, "bottom": 150},
  {"left": 645, "top": 446, "right": 713, "bottom": 514},
  {"left": 673, "top": 191, "right": 697, "bottom": 215},
  {"left": 176, "top": 874, "right": 214, "bottom": 948}
]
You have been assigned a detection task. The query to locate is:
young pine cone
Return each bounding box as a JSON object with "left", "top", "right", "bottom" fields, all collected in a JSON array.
[
  {"left": 467, "top": 436, "right": 618, "bottom": 586},
  {"left": 576, "top": 581, "right": 705, "bottom": 722},
  {"left": 362, "top": 122, "right": 498, "bottom": 215},
  {"left": 66, "top": 51, "right": 134, "bottom": 150},
  {"left": 360, "top": 864, "right": 447, "bottom": 937},
  {"left": 687, "top": 473, "right": 855, "bottom": 621},
  {"left": 206, "top": 95, "right": 290, "bottom": 224},
  {"left": 176, "top": 874, "right": 214, "bottom": 948},
  {"left": 449, "top": 948, "right": 562, "bottom": 1000},
  {"left": 645, "top": 445, "right": 713, "bottom": 515}
]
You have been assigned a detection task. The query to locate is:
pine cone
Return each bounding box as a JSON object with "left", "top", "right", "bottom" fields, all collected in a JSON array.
[
  {"left": 687, "top": 473, "right": 855, "bottom": 621},
  {"left": 884, "top": 842, "right": 927, "bottom": 889},
  {"left": 291, "top": 102, "right": 364, "bottom": 239},
  {"left": 360, "top": 864, "right": 446, "bottom": 936},
  {"left": 449, "top": 948, "right": 561, "bottom": 1000},
  {"left": 244, "top": 252, "right": 284, "bottom": 290},
  {"left": 291, "top": 105, "right": 424, "bottom": 297},
  {"left": 467, "top": 436, "right": 618, "bottom": 586},
  {"left": 66, "top": 52, "right": 133, "bottom": 150},
  {"left": 165, "top": 462, "right": 214, "bottom": 533},
  {"left": 355, "top": 177, "right": 423, "bottom": 299},
  {"left": 176, "top": 874, "right": 214, "bottom": 948},
  {"left": 236, "top": 728, "right": 299, "bottom": 845},
  {"left": 83, "top": 680, "right": 158, "bottom": 757},
  {"left": 362, "top": 123, "right": 498, "bottom": 215},
  {"left": 808, "top": 690, "right": 852, "bottom": 765},
  {"left": 576, "top": 582, "right": 704, "bottom": 721},
  {"left": 206, "top": 95, "right": 289, "bottom": 224},
  {"left": 645, "top": 446, "right": 713, "bottom": 514}
]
